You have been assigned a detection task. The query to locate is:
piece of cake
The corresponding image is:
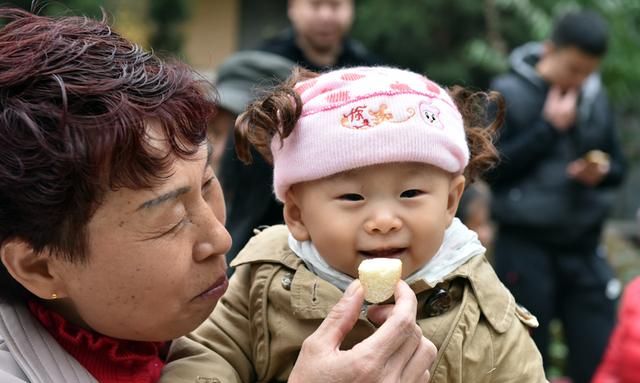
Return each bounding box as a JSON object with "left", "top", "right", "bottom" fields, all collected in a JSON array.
[
  {"left": 584, "top": 150, "right": 610, "bottom": 166},
  {"left": 358, "top": 258, "right": 402, "bottom": 303}
]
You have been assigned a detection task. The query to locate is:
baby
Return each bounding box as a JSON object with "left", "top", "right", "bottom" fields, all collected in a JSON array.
[{"left": 162, "top": 66, "right": 547, "bottom": 382}]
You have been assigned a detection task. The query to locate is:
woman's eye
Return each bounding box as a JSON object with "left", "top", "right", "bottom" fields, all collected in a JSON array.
[
  {"left": 202, "top": 177, "right": 214, "bottom": 194},
  {"left": 163, "top": 218, "right": 187, "bottom": 236},
  {"left": 401, "top": 189, "right": 423, "bottom": 198},
  {"left": 338, "top": 193, "right": 364, "bottom": 201}
]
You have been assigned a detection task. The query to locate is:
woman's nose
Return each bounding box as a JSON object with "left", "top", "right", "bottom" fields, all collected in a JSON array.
[{"left": 193, "top": 202, "right": 232, "bottom": 262}]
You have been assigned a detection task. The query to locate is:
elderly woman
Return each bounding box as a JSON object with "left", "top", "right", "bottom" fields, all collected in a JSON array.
[{"left": 0, "top": 8, "right": 435, "bottom": 383}]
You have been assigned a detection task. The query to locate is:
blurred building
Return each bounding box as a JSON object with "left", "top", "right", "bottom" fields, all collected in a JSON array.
[
  {"left": 184, "top": 0, "right": 287, "bottom": 73},
  {"left": 105, "top": 0, "right": 288, "bottom": 73}
]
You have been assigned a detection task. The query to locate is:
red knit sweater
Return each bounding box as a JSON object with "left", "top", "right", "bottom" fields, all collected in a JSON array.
[
  {"left": 28, "top": 301, "right": 167, "bottom": 383},
  {"left": 593, "top": 277, "right": 640, "bottom": 383}
]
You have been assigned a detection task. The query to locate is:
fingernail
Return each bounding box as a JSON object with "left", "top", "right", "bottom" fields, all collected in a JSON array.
[{"left": 344, "top": 280, "right": 360, "bottom": 297}]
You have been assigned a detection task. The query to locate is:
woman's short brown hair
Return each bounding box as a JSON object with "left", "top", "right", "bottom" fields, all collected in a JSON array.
[{"left": 0, "top": 9, "right": 216, "bottom": 300}]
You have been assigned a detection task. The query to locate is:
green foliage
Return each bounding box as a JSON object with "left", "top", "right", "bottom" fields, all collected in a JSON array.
[
  {"left": 548, "top": 320, "right": 569, "bottom": 379},
  {"left": 0, "top": 0, "right": 105, "bottom": 19},
  {"left": 44, "top": 0, "right": 105, "bottom": 18},
  {"left": 0, "top": 0, "right": 190, "bottom": 54},
  {"left": 353, "top": 0, "right": 491, "bottom": 87},
  {"left": 148, "top": 0, "right": 190, "bottom": 55},
  {"left": 353, "top": 0, "right": 640, "bottom": 110}
]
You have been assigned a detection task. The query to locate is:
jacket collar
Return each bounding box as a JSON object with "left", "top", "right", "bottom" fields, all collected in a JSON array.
[
  {"left": 0, "top": 300, "right": 97, "bottom": 383},
  {"left": 231, "top": 225, "right": 514, "bottom": 333},
  {"left": 437, "top": 255, "right": 515, "bottom": 333},
  {"left": 230, "top": 225, "right": 301, "bottom": 270}
]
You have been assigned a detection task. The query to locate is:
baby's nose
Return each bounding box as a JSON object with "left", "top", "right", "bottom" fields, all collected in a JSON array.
[{"left": 364, "top": 212, "right": 402, "bottom": 234}]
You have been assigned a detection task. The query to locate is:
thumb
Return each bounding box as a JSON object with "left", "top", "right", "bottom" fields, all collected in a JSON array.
[
  {"left": 311, "top": 280, "right": 364, "bottom": 349},
  {"left": 562, "top": 88, "right": 579, "bottom": 104},
  {"left": 567, "top": 159, "right": 584, "bottom": 176},
  {"left": 565, "top": 88, "right": 579, "bottom": 98}
]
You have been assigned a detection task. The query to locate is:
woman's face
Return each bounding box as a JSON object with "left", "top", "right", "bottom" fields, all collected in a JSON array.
[{"left": 49, "top": 135, "right": 231, "bottom": 342}]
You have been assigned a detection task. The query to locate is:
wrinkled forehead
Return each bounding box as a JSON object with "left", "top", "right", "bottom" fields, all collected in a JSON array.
[
  {"left": 144, "top": 121, "right": 170, "bottom": 155},
  {"left": 143, "top": 120, "right": 210, "bottom": 159}
]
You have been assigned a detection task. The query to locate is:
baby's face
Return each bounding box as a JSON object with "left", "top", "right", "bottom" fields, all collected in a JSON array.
[{"left": 285, "top": 162, "right": 465, "bottom": 279}]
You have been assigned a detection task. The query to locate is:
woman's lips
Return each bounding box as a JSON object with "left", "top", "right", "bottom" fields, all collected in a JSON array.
[
  {"left": 360, "top": 248, "right": 407, "bottom": 258},
  {"left": 195, "top": 275, "right": 228, "bottom": 301}
]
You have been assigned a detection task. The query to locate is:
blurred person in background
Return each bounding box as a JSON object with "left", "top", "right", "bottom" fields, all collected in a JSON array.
[
  {"left": 592, "top": 276, "right": 640, "bottom": 383},
  {"left": 257, "top": 0, "right": 380, "bottom": 71},
  {"left": 206, "top": 51, "right": 294, "bottom": 171},
  {"left": 209, "top": 51, "right": 295, "bottom": 268},
  {"left": 455, "top": 182, "right": 494, "bottom": 250},
  {"left": 220, "top": 0, "right": 382, "bottom": 268},
  {"left": 487, "top": 9, "right": 626, "bottom": 383}
]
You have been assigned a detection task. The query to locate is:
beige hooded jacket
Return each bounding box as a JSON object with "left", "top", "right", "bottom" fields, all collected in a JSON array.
[{"left": 161, "top": 225, "right": 546, "bottom": 383}]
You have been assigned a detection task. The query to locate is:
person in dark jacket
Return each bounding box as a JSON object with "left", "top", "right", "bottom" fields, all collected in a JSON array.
[
  {"left": 258, "top": 0, "right": 380, "bottom": 72},
  {"left": 220, "top": 0, "right": 381, "bottom": 268},
  {"left": 488, "top": 10, "right": 626, "bottom": 383},
  {"left": 213, "top": 52, "right": 295, "bottom": 268},
  {"left": 208, "top": 51, "right": 295, "bottom": 172}
]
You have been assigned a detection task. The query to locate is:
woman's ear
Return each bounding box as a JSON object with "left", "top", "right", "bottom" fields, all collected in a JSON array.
[
  {"left": 446, "top": 174, "right": 466, "bottom": 224},
  {"left": 0, "top": 240, "right": 67, "bottom": 300},
  {"left": 283, "top": 189, "right": 311, "bottom": 241}
]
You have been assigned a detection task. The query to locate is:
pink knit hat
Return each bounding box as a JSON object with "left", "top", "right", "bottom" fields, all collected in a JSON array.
[{"left": 272, "top": 66, "right": 468, "bottom": 201}]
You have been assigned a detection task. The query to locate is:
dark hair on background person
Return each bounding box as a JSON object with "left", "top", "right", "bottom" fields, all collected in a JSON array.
[
  {"left": 0, "top": 8, "right": 216, "bottom": 301},
  {"left": 551, "top": 9, "right": 609, "bottom": 56}
]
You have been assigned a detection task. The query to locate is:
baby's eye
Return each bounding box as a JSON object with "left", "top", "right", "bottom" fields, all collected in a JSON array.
[
  {"left": 338, "top": 193, "right": 364, "bottom": 201},
  {"left": 400, "top": 189, "right": 424, "bottom": 198}
]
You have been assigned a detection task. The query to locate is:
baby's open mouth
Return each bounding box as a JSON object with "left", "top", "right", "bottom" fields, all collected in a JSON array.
[{"left": 360, "top": 248, "right": 406, "bottom": 258}]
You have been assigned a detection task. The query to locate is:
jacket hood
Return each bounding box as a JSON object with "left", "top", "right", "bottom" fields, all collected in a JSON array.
[{"left": 509, "top": 42, "right": 547, "bottom": 89}]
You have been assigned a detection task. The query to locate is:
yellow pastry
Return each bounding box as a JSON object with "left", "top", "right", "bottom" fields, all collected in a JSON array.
[{"left": 358, "top": 258, "right": 402, "bottom": 303}]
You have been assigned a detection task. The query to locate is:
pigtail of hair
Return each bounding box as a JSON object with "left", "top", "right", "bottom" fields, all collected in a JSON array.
[
  {"left": 448, "top": 86, "right": 504, "bottom": 183},
  {"left": 234, "top": 67, "right": 319, "bottom": 164}
]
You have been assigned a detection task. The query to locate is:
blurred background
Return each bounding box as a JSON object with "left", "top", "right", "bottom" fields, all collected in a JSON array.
[
  {"left": 5, "top": 0, "right": 638, "bottom": 219},
  {"left": 3, "top": 0, "right": 640, "bottom": 379}
]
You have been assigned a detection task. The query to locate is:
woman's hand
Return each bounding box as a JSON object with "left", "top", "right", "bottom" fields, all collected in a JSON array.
[{"left": 289, "top": 280, "right": 437, "bottom": 383}]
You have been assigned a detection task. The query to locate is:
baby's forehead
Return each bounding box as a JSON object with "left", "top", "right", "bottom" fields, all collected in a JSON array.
[{"left": 326, "top": 162, "right": 440, "bottom": 181}]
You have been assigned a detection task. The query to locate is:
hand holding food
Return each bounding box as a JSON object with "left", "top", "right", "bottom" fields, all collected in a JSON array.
[
  {"left": 583, "top": 150, "right": 610, "bottom": 167},
  {"left": 567, "top": 150, "right": 610, "bottom": 186}
]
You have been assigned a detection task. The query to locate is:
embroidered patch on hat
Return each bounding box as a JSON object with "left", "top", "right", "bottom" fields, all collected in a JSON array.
[
  {"left": 419, "top": 101, "right": 443, "bottom": 129},
  {"left": 390, "top": 82, "right": 413, "bottom": 92},
  {"left": 341, "top": 72, "right": 365, "bottom": 81},
  {"left": 340, "top": 103, "right": 416, "bottom": 130},
  {"left": 424, "top": 79, "right": 442, "bottom": 95},
  {"left": 341, "top": 105, "right": 370, "bottom": 129}
]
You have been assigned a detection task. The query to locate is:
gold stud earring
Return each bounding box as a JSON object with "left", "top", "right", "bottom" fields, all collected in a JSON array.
[{"left": 51, "top": 293, "right": 58, "bottom": 300}]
